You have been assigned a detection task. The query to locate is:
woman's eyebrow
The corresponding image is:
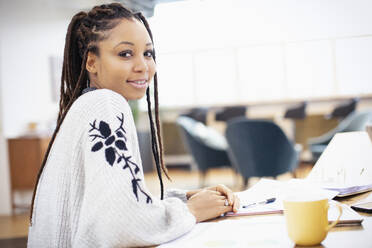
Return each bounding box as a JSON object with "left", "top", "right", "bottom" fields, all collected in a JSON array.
[{"left": 115, "top": 41, "right": 153, "bottom": 48}]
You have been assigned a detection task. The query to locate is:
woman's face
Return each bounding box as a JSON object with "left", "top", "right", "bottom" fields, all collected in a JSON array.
[{"left": 86, "top": 18, "right": 156, "bottom": 101}]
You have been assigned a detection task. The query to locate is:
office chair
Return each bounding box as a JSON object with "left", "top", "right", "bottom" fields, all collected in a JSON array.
[
  {"left": 176, "top": 116, "right": 231, "bottom": 186},
  {"left": 137, "top": 131, "right": 154, "bottom": 173},
  {"left": 283, "top": 101, "right": 307, "bottom": 141},
  {"left": 308, "top": 110, "right": 372, "bottom": 162},
  {"left": 226, "top": 118, "right": 299, "bottom": 188},
  {"left": 325, "top": 98, "right": 359, "bottom": 120},
  {"left": 284, "top": 102, "right": 307, "bottom": 120},
  {"left": 215, "top": 106, "right": 247, "bottom": 122},
  {"left": 180, "top": 107, "right": 209, "bottom": 125}
]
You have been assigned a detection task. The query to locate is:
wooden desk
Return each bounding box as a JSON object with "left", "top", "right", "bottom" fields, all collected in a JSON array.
[{"left": 159, "top": 192, "right": 372, "bottom": 247}]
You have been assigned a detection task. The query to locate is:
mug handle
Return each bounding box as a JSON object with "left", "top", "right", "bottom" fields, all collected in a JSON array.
[{"left": 326, "top": 202, "right": 343, "bottom": 231}]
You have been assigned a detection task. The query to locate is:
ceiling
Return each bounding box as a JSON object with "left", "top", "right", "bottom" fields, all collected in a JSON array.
[
  {"left": 49, "top": 0, "right": 187, "bottom": 17},
  {"left": 119, "top": 0, "right": 185, "bottom": 17}
]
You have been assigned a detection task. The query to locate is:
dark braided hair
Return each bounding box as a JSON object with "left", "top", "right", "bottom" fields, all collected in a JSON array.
[{"left": 30, "top": 3, "right": 169, "bottom": 224}]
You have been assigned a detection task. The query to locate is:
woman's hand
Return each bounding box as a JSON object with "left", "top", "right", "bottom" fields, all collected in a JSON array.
[
  {"left": 186, "top": 189, "right": 231, "bottom": 222},
  {"left": 187, "top": 184, "right": 240, "bottom": 213},
  {"left": 206, "top": 184, "right": 240, "bottom": 212}
]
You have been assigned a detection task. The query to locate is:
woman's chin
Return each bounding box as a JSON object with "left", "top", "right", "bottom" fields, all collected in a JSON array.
[{"left": 125, "top": 92, "right": 147, "bottom": 101}]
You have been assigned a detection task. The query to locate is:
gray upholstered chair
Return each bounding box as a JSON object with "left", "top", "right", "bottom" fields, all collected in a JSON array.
[
  {"left": 226, "top": 118, "right": 299, "bottom": 188},
  {"left": 308, "top": 110, "right": 372, "bottom": 162},
  {"left": 176, "top": 116, "right": 231, "bottom": 186}
]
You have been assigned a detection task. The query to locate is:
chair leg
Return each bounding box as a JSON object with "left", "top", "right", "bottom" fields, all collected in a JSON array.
[
  {"left": 243, "top": 177, "right": 249, "bottom": 189},
  {"left": 291, "top": 170, "right": 297, "bottom": 178},
  {"left": 199, "top": 171, "right": 207, "bottom": 188},
  {"left": 234, "top": 171, "right": 240, "bottom": 189}
]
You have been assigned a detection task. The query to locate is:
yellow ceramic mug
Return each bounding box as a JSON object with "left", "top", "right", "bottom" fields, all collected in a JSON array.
[{"left": 283, "top": 198, "right": 342, "bottom": 246}]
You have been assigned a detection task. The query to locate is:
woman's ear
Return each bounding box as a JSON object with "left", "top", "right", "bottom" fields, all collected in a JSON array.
[{"left": 86, "top": 51, "right": 98, "bottom": 74}]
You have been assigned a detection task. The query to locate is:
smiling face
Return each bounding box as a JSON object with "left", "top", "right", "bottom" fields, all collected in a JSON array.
[{"left": 86, "top": 18, "right": 156, "bottom": 101}]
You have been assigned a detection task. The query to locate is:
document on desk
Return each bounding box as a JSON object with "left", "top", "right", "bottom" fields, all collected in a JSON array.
[
  {"left": 225, "top": 179, "right": 283, "bottom": 216},
  {"left": 224, "top": 179, "right": 363, "bottom": 225},
  {"left": 225, "top": 178, "right": 339, "bottom": 217}
]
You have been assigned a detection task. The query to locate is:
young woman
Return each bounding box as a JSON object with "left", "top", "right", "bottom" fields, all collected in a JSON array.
[{"left": 28, "top": 3, "right": 239, "bottom": 247}]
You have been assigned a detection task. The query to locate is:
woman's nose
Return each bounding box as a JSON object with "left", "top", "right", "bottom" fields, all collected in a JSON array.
[{"left": 133, "top": 56, "right": 148, "bottom": 72}]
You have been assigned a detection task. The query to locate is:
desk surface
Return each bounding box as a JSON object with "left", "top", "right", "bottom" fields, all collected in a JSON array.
[
  {"left": 214, "top": 210, "right": 372, "bottom": 248},
  {"left": 160, "top": 192, "right": 372, "bottom": 248},
  {"left": 221, "top": 192, "right": 372, "bottom": 248}
]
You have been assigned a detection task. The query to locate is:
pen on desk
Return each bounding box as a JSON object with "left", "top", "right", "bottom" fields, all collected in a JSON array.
[{"left": 242, "top": 197, "right": 276, "bottom": 208}]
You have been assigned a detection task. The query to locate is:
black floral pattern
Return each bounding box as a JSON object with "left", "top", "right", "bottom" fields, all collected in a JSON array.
[{"left": 88, "top": 113, "right": 152, "bottom": 204}]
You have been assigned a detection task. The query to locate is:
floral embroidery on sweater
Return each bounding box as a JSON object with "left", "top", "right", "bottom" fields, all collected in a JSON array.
[{"left": 88, "top": 113, "right": 152, "bottom": 203}]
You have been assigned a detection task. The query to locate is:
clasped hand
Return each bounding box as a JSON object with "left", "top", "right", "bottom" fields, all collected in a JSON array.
[{"left": 186, "top": 184, "right": 240, "bottom": 222}]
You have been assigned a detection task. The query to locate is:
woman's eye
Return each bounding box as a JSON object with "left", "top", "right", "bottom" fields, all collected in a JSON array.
[
  {"left": 144, "top": 50, "right": 154, "bottom": 58},
  {"left": 119, "top": 51, "right": 132, "bottom": 58}
]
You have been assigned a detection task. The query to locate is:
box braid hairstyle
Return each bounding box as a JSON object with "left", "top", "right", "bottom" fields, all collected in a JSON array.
[{"left": 30, "top": 3, "right": 170, "bottom": 223}]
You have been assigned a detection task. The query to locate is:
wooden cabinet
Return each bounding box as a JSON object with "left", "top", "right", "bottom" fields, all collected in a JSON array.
[
  {"left": 8, "top": 137, "right": 50, "bottom": 190},
  {"left": 7, "top": 137, "right": 50, "bottom": 212}
]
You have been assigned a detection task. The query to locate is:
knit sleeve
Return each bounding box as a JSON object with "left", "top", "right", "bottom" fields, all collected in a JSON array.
[
  {"left": 164, "top": 188, "right": 188, "bottom": 203},
  {"left": 73, "top": 90, "right": 195, "bottom": 248}
]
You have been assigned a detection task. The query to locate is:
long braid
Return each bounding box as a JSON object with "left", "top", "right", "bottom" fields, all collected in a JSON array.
[
  {"left": 135, "top": 12, "right": 170, "bottom": 183},
  {"left": 153, "top": 74, "right": 169, "bottom": 180},
  {"left": 146, "top": 88, "right": 165, "bottom": 199},
  {"left": 58, "top": 12, "right": 87, "bottom": 123}
]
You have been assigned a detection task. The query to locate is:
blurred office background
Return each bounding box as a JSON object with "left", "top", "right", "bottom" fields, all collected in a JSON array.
[{"left": 1, "top": 0, "right": 372, "bottom": 243}]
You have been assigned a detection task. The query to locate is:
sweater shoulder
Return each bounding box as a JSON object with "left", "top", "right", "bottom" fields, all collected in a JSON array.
[
  {"left": 68, "top": 89, "right": 132, "bottom": 118},
  {"left": 61, "top": 89, "right": 135, "bottom": 137},
  {"left": 76, "top": 89, "right": 129, "bottom": 110}
]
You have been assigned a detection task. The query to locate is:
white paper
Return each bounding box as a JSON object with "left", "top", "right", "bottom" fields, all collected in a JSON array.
[{"left": 226, "top": 178, "right": 338, "bottom": 216}]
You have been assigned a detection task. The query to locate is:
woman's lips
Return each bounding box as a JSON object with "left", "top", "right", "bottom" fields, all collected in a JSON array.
[{"left": 127, "top": 79, "right": 148, "bottom": 89}]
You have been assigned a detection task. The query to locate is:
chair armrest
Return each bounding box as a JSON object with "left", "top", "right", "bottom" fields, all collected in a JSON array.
[{"left": 307, "top": 129, "right": 340, "bottom": 146}]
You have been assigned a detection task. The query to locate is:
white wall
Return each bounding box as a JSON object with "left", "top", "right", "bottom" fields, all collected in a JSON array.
[
  {"left": 0, "top": 0, "right": 111, "bottom": 137},
  {"left": 0, "top": 39, "right": 12, "bottom": 215},
  {"left": 2, "top": 0, "right": 372, "bottom": 133},
  {"left": 149, "top": 0, "right": 372, "bottom": 108},
  {"left": 0, "top": 0, "right": 101, "bottom": 215},
  {"left": 0, "top": 1, "right": 76, "bottom": 138}
]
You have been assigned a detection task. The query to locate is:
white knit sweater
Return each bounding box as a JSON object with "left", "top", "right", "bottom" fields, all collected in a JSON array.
[{"left": 28, "top": 89, "right": 196, "bottom": 248}]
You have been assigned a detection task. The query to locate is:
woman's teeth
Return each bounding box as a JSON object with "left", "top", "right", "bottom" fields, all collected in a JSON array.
[{"left": 127, "top": 80, "right": 148, "bottom": 88}]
